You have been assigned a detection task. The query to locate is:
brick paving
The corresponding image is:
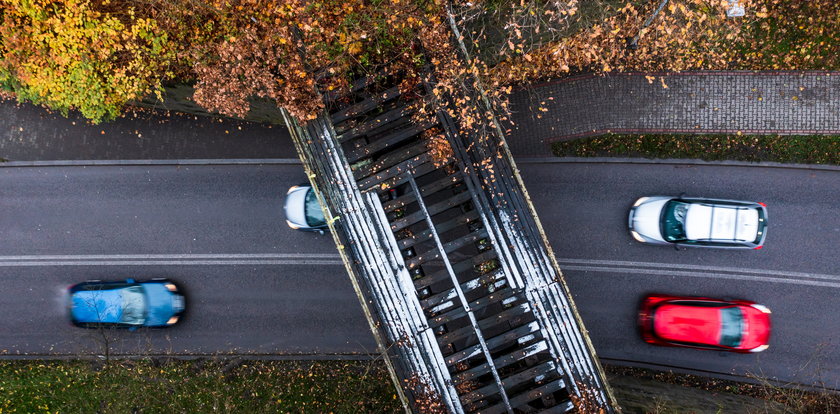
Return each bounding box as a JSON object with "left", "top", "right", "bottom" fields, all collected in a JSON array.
[{"left": 506, "top": 71, "right": 840, "bottom": 157}]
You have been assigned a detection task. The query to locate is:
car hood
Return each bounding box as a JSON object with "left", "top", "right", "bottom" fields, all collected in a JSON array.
[
  {"left": 71, "top": 290, "right": 123, "bottom": 323},
  {"left": 739, "top": 306, "right": 771, "bottom": 350},
  {"left": 141, "top": 283, "right": 180, "bottom": 326},
  {"left": 631, "top": 199, "right": 669, "bottom": 242},
  {"left": 284, "top": 187, "right": 309, "bottom": 228}
]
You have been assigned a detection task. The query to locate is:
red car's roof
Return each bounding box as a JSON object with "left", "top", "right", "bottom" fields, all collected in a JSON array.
[
  {"left": 652, "top": 302, "right": 771, "bottom": 350},
  {"left": 653, "top": 304, "right": 722, "bottom": 346}
]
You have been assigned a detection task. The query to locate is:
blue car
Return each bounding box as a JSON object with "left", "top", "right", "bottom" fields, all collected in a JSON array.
[{"left": 68, "top": 279, "right": 185, "bottom": 329}]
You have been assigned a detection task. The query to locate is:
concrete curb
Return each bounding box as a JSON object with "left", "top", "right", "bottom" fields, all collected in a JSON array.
[
  {"left": 602, "top": 358, "right": 839, "bottom": 393},
  {"left": 2, "top": 156, "right": 837, "bottom": 172},
  {"left": 0, "top": 158, "right": 302, "bottom": 167},
  {"left": 515, "top": 156, "right": 840, "bottom": 172},
  {"left": 522, "top": 70, "right": 840, "bottom": 92},
  {"left": 543, "top": 128, "right": 840, "bottom": 142}
]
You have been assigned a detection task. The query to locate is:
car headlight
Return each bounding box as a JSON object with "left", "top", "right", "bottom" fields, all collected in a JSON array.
[
  {"left": 751, "top": 304, "right": 772, "bottom": 314},
  {"left": 750, "top": 344, "right": 769, "bottom": 353},
  {"left": 633, "top": 197, "right": 650, "bottom": 207},
  {"left": 166, "top": 316, "right": 180, "bottom": 325},
  {"left": 164, "top": 283, "right": 178, "bottom": 292},
  {"left": 630, "top": 230, "right": 646, "bottom": 243},
  {"left": 286, "top": 220, "right": 301, "bottom": 230}
]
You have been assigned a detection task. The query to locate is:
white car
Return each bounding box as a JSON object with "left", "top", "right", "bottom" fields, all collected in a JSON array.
[
  {"left": 628, "top": 196, "right": 768, "bottom": 249},
  {"left": 284, "top": 185, "right": 327, "bottom": 233}
]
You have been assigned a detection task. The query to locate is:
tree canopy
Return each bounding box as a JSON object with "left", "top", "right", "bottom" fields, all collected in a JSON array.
[{"left": 0, "top": 0, "right": 836, "bottom": 123}]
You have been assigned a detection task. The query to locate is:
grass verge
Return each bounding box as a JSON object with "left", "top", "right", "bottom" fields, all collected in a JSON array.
[
  {"left": 607, "top": 365, "right": 840, "bottom": 414},
  {"left": 552, "top": 134, "right": 840, "bottom": 165},
  {"left": 0, "top": 359, "right": 400, "bottom": 413}
]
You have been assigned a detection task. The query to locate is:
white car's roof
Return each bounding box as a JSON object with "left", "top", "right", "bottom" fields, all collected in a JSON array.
[{"left": 685, "top": 204, "right": 759, "bottom": 242}]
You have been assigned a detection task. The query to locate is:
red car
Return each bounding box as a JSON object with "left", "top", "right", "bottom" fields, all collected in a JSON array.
[{"left": 638, "top": 295, "right": 771, "bottom": 353}]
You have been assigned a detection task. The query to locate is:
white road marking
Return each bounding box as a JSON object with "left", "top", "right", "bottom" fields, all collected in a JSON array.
[
  {"left": 0, "top": 253, "right": 343, "bottom": 266},
  {"left": 557, "top": 258, "right": 840, "bottom": 288},
  {"left": 557, "top": 258, "right": 840, "bottom": 282}
]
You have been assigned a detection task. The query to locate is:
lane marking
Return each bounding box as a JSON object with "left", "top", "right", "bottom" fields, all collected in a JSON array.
[
  {"left": 0, "top": 253, "right": 343, "bottom": 267},
  {"left": 557, "top": 258, "right": 840, "bottom": 282},
  {"left": 515, "top": 157, "right": 840, "bottom": 172},
  {"left": 0, "top": 253, "right": 340, "bottom": 260},
  {"left": 0, "top": 260, "right": 343, "bottom": 266},
  {"left": 0, "top": 159, "right": 302, "bottom": 168},
  {"left": 560, "top": 265, "right": 840, "bottom": 289},
  {"left": 2, "top": 254, "right": 831, "bottom": 287}
]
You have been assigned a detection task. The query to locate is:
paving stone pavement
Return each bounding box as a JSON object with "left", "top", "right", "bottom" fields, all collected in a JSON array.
[{"left": 506, "top": 71, "right": 840, "bottom": 157}]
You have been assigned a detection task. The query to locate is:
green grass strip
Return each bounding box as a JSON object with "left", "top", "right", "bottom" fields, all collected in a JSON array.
[
  {"left": 0, "top": 359, "right": 399, "bottom": 413},
  {"left": 552, "top": 134, "right": 840, "bottom": 165}
]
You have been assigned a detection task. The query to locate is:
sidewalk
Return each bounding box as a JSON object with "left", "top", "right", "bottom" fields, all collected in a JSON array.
[
  {"left": 506, "top": 71, "right": 840, "bottom": 156},
  {"left": 0, "top": 99, "right": 295, "bottom": 161},
  {"left": 2, "top": 71, "right": 838, "bottom": 161}
]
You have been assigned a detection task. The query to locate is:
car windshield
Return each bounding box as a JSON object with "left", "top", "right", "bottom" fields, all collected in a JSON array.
[
  {"left": 304, "top": 188, "right": 327, "bottom": 227},
  {"left": 120, "top": 286, "right": 147, "bottom": 325},
  {"left": 719, "top": 307, "right": 743, "bottom": 347},
  {"left": 661, "top": 200, "right": 689, "bottom": 241}
]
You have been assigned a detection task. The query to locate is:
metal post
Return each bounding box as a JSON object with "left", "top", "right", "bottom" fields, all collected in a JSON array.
[{"left": 627, "top": 0, "right": 670, "bottom": 50}]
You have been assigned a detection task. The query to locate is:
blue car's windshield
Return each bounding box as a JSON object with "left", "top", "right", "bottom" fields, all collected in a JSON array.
[
  {"left": 304, "top": 188, "right": 327, "bottom": 227},
  {"left": 120, "top": 286, "right": 147, "bottom": 325},
  {"left": 661, "top": 200, "right": 689, "bottom": 241}
]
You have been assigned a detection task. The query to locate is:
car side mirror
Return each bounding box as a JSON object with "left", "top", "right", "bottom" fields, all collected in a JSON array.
[
  {"left": 318, "top": 229, "right": 325, "bottom": 235},
  {"left": 674, "top": 243, "right": 681, "bottom": 251},
  {"left": 678, "top": 192, "right": 686, "bottom": 200}
]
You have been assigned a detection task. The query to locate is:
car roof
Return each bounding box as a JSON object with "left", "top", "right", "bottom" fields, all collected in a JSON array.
[
  {"left": 653, "top": 303, "right": 722, "bottom": 346},
  {"left": 685, "top": 203, "right": 759, "bottom": 242}
]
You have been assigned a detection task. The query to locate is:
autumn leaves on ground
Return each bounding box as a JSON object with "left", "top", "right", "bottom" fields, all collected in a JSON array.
[
  {"left": 1, "top": 0, "right": 836, "bottom": 125},
  {"left": 1, "top": 0, "right": 839, "bottom": 411},
  {"left": 0, "top": 359, "right": 400, "bottom": 413}
]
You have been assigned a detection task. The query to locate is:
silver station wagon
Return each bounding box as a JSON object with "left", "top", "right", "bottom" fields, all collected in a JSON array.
[{"left": 628, "top": 196, "right": 768, "bottom": 249}]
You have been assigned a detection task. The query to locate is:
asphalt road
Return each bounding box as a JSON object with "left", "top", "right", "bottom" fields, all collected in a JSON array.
[
  {"left": 1, "top": 160, "right": 838, "bottom": 389},
  {"left": 520, "top": 161, "right": 840, "bottom": 389},
  {"left": 0, "top": 164, "right": 375, "bottom": 356}
]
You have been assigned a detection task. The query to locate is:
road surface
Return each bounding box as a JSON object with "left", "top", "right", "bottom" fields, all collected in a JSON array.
[{"left": 1, "top": 160, "right": 838, "bottom": 389}]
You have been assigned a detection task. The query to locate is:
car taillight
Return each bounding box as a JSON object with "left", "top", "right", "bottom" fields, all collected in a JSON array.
[
  {"left": 753, "top": 245, "right": 763, "bottom": 250},
  {"left": 758, "top": 202, "right": 766, "bottom": 207}
]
